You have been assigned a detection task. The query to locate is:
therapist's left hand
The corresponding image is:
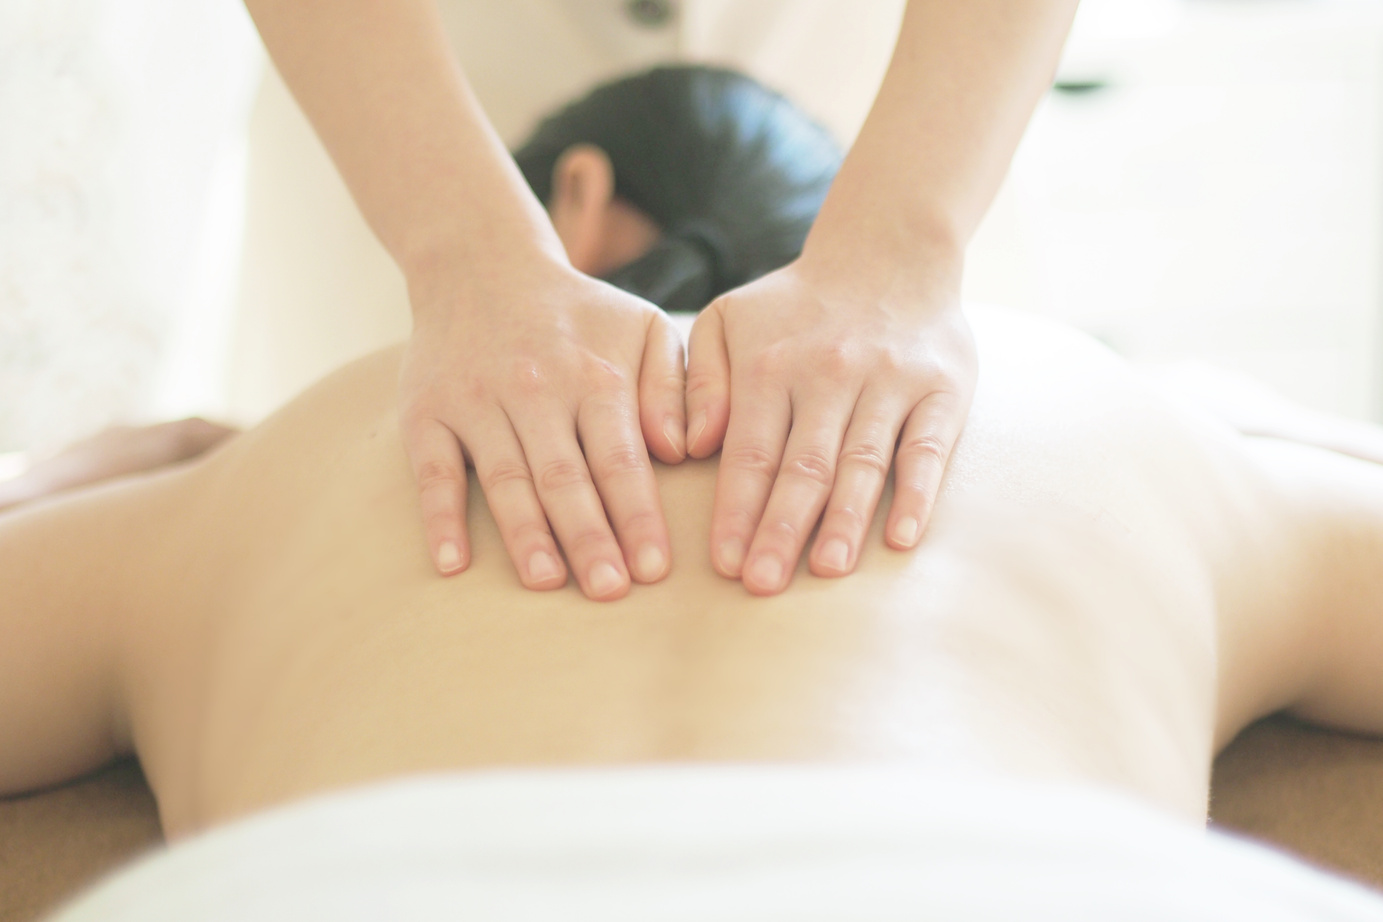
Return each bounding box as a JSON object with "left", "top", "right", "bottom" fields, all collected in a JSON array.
[{"left": 683, "top": 246, "right": 976, "bottom": 596}]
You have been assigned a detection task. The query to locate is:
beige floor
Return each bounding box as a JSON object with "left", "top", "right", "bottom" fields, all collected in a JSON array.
[
  {"left": 3, "top": 716, "right": 1383, "bottom": 921},
  {"left": 0, "top": 762, "right": 159, "bottom": 922}
]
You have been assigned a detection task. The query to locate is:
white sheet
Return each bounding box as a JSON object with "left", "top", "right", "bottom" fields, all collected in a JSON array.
[{"left": 48, "top": 764, "right": 1383, "bottom": 921}]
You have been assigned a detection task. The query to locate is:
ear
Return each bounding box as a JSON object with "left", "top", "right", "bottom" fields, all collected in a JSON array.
[{"left": 549, "top": 144, "right": 616, "bottom": 275}]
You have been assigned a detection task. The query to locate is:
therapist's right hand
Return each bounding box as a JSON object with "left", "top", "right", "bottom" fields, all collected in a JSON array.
[{"left": 399, "top": 253, "right": 686, "bottom": 601}]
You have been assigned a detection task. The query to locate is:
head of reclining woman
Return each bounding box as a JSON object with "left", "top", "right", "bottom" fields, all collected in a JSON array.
[
  {"left": 0, "top": 67, "right": 841, "bottom": 516},
  {"left": 513, "top": 65, "right": 842, "bottom": 312}
]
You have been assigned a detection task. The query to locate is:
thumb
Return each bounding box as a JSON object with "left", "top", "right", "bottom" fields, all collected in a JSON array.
[
  {"left": 684, "top": 300, "right": 732, "bottom": 459},
  {"left": 640, "top": 315, "right": 688, "bottom": 464}
]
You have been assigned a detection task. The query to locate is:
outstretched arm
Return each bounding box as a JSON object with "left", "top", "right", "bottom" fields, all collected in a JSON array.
[
  {"left": 0, "top": 423, "right": 224, "bottom": 795},
  {"left": 686, "top": 0, "right": 1080, "bottom": 595},
  {"left": 0, "top": 491, "right": 137, "bottom": 796},
  {"left": 243, "top": 0, "right": 685, "bottom": 600}
]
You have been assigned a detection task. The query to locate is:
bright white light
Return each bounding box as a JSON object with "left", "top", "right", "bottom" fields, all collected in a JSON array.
[{"left": 0, "top": 452, "right": 28, "bottom": 483}]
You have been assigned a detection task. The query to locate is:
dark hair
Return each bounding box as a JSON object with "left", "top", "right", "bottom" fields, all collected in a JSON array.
[{"left": 513, "top": 66, "right": 842, "bottom": 312}]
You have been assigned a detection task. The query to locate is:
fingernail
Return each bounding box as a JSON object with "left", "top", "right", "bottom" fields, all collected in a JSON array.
[
  {"left": 663, "top": 417, "right": 686, "bottom": 458},
  {"left": 717, "top": 539, "right": 744, "bottom": 575},
  {"left": 635, "top": 544, "right": 668, "bottom": 582},
  {"left": 894, "top": 517, "right": 920, "bottom": 548},
  {"left": 437, "top": 541, "right": 463, "bottom": 574},
  {"left": 819, "top": 538, "right": 850, "bottom": 573},
  {"left": 527, "top": 551, "right": 561, "bottom": 584},
  {"left": 748, "top": 556, "right": 784, "bottom": 591},
  {"left": 588, "top": 561, "right": 625, "bottom": 597},
  {"left": 688, "top": 410, "right": 707, "bottom": 454}
]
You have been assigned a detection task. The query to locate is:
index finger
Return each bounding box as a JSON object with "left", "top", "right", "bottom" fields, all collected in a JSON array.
[
  {"left": 709, "top": 377, "right": 791, "bottom": 579},
  {"left": 579, "top": 389, "right": 672, "bottom": 585}
]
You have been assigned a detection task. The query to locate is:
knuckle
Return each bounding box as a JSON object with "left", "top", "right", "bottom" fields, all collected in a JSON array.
[
  {"left": 902, "top": 433, "right": 950, "bottom": 466},
  {"left": 479, "top": 459, "right": 533, "bottom": 493},
  {"left": 583, "top": 355, "right": 630, "bottom": 394},
  {"left": 590, "top": 443, "right": 647, "bottom": 480},
  {"left": 464, "top": 377, "right": 491, "bottom": 404},
  {"left": 507, "top": 355, "right": 550, "bottom": 397},
  {"left": 401, "top": 385, "right": 482, "bottom": 422},
  {"left": 534, "top": 457, "right": 591, "bottom": 494},
  {"left": 782, "top": 445, "right": 836, "bottom": 487},
  {"left": 839, "top": 441, "right": 891, "bottom": 476},
  {"left": 871, "top": 345, "right": 904, "bottom": 374},
  {"left": 415, "top": 459, "right": 463, "bottom": 493},
  {"left": 761, "top": 516, "right": 803, "bottom": 545},
  {"left": 749, "top": 345, "right": 789, "bottom": 380},
  {"left": 717, "top": 506, "right": 763, "bottom": 539},
  {"left": 816, "top": 341, "right": 856, "bottom": 381},
  {"left": 722, "top": 443, "right": 780, "bottom": 480}
]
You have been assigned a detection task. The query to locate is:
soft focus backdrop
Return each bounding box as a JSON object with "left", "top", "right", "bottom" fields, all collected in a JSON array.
[
  {"left": 1, "top": 0, "right": 1381, "bottom": 465},
  {"left": 0, "top": 0, "right": 259, "bottom": 457}
]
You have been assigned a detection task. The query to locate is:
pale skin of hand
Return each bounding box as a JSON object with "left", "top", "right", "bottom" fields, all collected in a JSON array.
[
  {"left": 244, "top": 0, "right": 1078, "bottom": 598},
  {"left": 684, "top": 0, "right": 1081, "bottom": 595},
  {"left": 245, "top": 0, "right": 685, "bottom": 600},
  {"left": 687, "top": 252, "right": 976, "bottom": 596},
  {"left": 402, "top": 257, "right": 686, "bottom": 600},
  {"left": 400, "top": 146, "right": 684, "bottom": 599}
]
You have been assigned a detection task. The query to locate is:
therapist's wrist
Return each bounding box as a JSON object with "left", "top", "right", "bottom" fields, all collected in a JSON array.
[
  {"left": 809, "top": 139, "right": 969, "bottom": 256},
  {"left": 393, "top": 165, "right": 569, "bottom": 312},
  {"left": 798, "top": 207, "right": 965, "bottom": 313},
  {"left": 403, "top": 229, "right": 571, "bottom": 324}
]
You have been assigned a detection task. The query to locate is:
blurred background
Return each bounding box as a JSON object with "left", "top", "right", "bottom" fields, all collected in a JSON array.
[
  {"left": 969, "top": 0, "right": 1383, "bottom": 425},
  {"left": 2, "top": 0, "right": 1381, "bottom": 473}
]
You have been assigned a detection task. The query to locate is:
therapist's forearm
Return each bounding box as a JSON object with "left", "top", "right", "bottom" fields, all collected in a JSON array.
[
  {"left": 808, "top": 0, "right": 1079, "bottom": 265},
  {"left": 242, "top": 0, "right": 564, "bottom": 301}
]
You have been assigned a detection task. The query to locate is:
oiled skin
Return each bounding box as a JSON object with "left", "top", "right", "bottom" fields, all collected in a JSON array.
[{"left": 6, "top": 308, "right": 1373, "bottom": 839}]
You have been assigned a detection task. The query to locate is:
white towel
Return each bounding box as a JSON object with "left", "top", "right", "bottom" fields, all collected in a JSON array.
[{"left": 48, "top": 764, "right": 1383, "bottom": 921}]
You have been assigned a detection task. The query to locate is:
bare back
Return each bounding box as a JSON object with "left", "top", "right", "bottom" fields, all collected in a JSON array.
[
  {"left": 74, "top": 307, "right": 1317, "bottom": 838},
  {"left": 3, "top": 308, "right": 1336, "bottom": 839}
]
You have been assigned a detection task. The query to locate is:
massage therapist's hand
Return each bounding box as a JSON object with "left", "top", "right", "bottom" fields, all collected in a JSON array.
[
  {"left": 399, "top": 255, "right": 686, "bottom": 600},
  {"left": 684, "top": 246, "right": 977, "bottom": 596}
]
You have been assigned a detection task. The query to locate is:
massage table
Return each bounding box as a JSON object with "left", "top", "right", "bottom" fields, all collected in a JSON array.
[{"left": 3, "top": 716, "right": 1383, "bottom": 921}]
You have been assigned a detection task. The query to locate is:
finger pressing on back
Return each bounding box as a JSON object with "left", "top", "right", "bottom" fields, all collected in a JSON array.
[
  {"left": 684, "top": 302, "right": 732, "bottom": 459},
  {"left": 709, "top": 379, "right": 791, "bottom": 579},
  {"left": 578, "top": 388, "right": 671, "bottom": 585},
  {"left": 809, "top": 393, "right": 906, "bottom": 578},
  {"left": 465, "top": 409, "right": 570, "bottom": 591},
  {"left": 740, "top": 389, "right": 854, "bottom": 595},
  {"left": 887, "top": 390, "right": 967, "bottom": 550},
  {"left": 403, "top": 417, "right": 471, "bottom": 576},
  {"left": 508, "top": 404, "right": 630, "bottom": 600}
]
